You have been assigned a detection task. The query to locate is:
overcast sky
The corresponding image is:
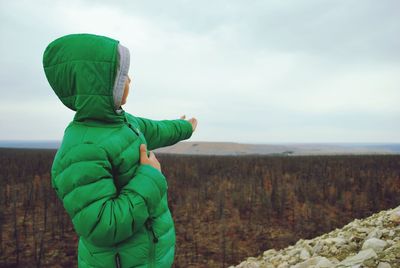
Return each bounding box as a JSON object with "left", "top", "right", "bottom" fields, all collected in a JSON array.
[{"left": 0, "top": 0, "right": 399, "bottom": 143}]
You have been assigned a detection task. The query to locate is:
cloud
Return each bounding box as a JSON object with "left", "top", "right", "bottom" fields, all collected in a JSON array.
[{"left": 0, "top": 0, "right": 398, "bottom": 142}]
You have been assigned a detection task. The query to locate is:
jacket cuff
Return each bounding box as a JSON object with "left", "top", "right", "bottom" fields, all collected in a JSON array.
[{"left": 179, "top": 119, "right": 193, "bottom": 140}]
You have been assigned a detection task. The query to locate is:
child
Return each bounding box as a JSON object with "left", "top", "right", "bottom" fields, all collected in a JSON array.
[{"left": 42, "top": 33, "right": 197, "bottom": 268}]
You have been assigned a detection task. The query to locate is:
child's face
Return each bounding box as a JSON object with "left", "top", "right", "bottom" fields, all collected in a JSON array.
[{"left": 121, "top": 76, "right": 131, "bottom": 105}]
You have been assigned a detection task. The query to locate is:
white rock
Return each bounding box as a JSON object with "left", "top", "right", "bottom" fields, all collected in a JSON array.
[
  {"left": 349, "top": 242, "right": 358, "bottom": 250},
  {"left": 239, "top": 261, "right": 259, "bottom": 268},
  {"left": 312, "top": 241, "right": 323, "bottom": 254},
  {"left": 329, "top": 257, "right": 339, "bottom": 264},
  {"left": 338, "top": 248, "right": 378, "bottom": 266},
  {"left": 291, "top": 258, "right": 318, "bottom": 268},
  {"left": 263, "top": 249, "right": 277, "bottom": 257},
  {"left": 347, "top": 264, "right": 361, "bottom": 268},
  {"left": 281, "top": 255, "right": 289, "bottom": 261},
  {"left": 291, "top": 257, "right": 329, "bottom": 268},
  {"left": 288, "top": 248, "right": 300, "bottom": 257},
  {"left": 303, "top": 244, "right": 313, "bottom": 254},
  {"left": 389, "top": 209, "right": 400, "bottom": 224},
  {"left": 277, "top": 262, "right": 289, "bottom": 268},
  {"left": 362, "top": 238, "right": 388, "bottom": 253},
  {"left": 377, "top": 262, "right": 391, "bottom": 268},
  {"left": 358, "top": 227, "right": 371, "bottom": 233},
  {"left": 288, "top": 256, "right": 298, "bottom": 265},
  {"left": 367, "top": 229, "right": 383, "bottom": 239},
  {"left": 315, "top": 257, "right": 334, "bottom": 268},
  {"left": 299, "top": 248, "right": 310, "bottom": 260},
  {"left": 325, "top": 237, "right": 347, "bottom": 246},
  {"left": 303, "top": 239, "right": 312, "bottom": 245},
  {"left": 387, "top": 239, "right": 394, "bottom": 245},
  {"left": 270, "top": 256, "right": 282, "bottom": 266}
]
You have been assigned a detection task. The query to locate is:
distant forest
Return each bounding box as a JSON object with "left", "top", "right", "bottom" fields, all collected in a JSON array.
[{"left": 0, "top": 148, "right": 399, "bottom": 267}]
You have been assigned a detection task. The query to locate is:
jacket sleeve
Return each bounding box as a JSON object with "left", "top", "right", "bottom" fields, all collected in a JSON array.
[
  {"left": 135, "top": 116, "right": 194, "bottom": 150},
  {"left": 52, "top": 143, "right": 167, "bottom": 247}
]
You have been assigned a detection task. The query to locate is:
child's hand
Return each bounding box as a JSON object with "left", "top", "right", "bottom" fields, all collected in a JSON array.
[
  {"left": 140, "top": 144, "right": 162, "bottom": 172},
  {"left": 180, "top": 115, "right": 198, "bottom": 132}
]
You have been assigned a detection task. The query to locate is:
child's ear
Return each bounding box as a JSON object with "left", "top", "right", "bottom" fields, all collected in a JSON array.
[{"left": 121, "top": 81, "right": 130, "bottom": 105}]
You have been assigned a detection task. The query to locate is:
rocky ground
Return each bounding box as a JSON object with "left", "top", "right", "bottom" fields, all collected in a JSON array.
[{"left": 230, "top": 205, "right": 400, "bottom": 268}]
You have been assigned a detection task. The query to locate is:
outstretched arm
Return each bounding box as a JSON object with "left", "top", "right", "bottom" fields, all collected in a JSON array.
[
  {"left": 134, "top": 115, "right": 194, "bottom": 150},
  {"left": 51, "top": 143, "right": 167, "bottom": 247}
]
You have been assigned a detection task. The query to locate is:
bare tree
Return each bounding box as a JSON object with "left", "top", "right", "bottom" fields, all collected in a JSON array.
[{"left": 12, "top": 184, "right": 19, "bottom": 266}]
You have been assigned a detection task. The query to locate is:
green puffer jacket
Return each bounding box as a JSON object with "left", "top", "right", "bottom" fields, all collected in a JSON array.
[{"left": 42, "top": 33, "right": 193, "bottom": 268}]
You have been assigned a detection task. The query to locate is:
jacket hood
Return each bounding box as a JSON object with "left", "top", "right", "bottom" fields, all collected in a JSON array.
[{"left": 42, "top": 33, "right": 130, "bottom": 124}]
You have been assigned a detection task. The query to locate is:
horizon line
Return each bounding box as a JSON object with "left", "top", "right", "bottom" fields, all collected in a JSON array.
[{"left": 0, "top": 140, "right": 399, "bottom": 145}]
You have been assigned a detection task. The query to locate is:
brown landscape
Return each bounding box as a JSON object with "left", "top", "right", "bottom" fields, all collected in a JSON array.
[
  {"left": 0, "top": 148, "right": 399, "bottom": 267},
  {"left": 153, "top": 141, "right": 400, "bottom": 155}
]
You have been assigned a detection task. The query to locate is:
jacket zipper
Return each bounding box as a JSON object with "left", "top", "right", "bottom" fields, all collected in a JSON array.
[
  {"left": 113, "top": 118, "right": 132, "bottom": 268},
  {"left": 145, "top": 217, "right": 159, "bottom": 268},
  {"left": 124, "top": 115, "right": 158, "bottom": 267},
  {"left": 125, "top": 118, "right": 149, "bottom": 158},
  {"left": 115, "top": 252, "right": 121, "bottom": 268},
  {"left": 124, "top": 116, "right": 139, "bottom": 136}
]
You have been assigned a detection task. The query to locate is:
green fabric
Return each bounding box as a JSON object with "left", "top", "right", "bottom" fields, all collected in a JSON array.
[{"left": 43, "top": 33, "right": 193, "bottom": 268}]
